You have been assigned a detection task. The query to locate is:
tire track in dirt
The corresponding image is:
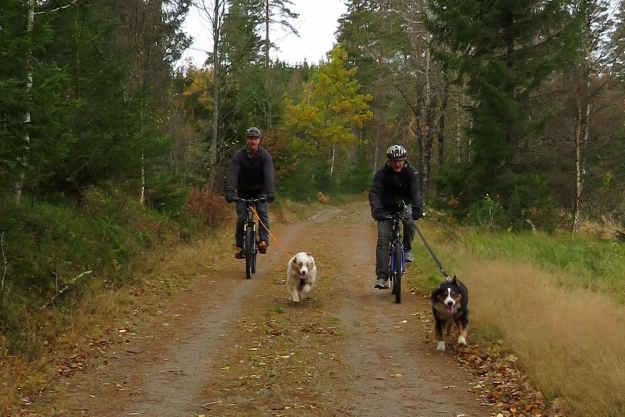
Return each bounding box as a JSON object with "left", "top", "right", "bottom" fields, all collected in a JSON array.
[
  {"left": 118, "top": 219, "right": 326, "bottom": 417},
  {"left": 332, "top": 203, "right": 490, "bottom": 417},
  {"left": 25, "top": 203, "right": 491, "bottom": 417},
  {"left": 25, "top": 218, "right": 324, "bottom": 417}
]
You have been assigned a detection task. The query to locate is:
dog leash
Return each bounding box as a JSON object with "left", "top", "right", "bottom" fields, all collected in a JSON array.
[
  {"left": 250, "top": 206, "right": 282, "bottom": 247},
  {"left": 414, "top": 223, "right": 451, "bottom": 280}
]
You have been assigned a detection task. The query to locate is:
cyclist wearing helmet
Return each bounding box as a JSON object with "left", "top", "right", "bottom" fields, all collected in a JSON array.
[
  {"left": 225, "top": 127, "right": 275, "bottom": 259},
  {"left": 369, "top": 144, "right": 423, "bottom": 289}
]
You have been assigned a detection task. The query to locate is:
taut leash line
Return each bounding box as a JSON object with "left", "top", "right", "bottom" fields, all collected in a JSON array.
[
  {"left": 251, "top": 206, "right": 281, "bottom": 246},
  {"left": 414, "top": 223, "right": 450, "bottom": 280}
]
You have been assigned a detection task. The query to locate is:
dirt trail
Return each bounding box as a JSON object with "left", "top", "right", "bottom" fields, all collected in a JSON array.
[
  {"left": 332, "top": 207, "right": 487, "bottom": 417},
  {"left": 26, "top": 202, "right": 490, "bottom": 417}
]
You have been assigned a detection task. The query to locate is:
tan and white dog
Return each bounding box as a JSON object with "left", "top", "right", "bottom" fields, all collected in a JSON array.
[{"left": 287, "top": 252, "right": 317, "bottom": 302}]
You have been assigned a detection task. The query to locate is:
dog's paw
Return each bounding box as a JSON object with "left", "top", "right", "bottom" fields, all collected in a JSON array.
[
  {"left": 436, "top": 341, "right": 446, "bottom": 351},
  {"left": 457, "top": 335, "right": 467, "bottom": 346}
]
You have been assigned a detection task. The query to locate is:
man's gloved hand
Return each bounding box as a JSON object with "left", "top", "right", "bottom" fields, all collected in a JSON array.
[
  {"left": 412, "top": 207, "right": 424, "bottom": 220},
  {"left": 373, "top": 208, "right": 389, "bottom": 221},
  {"left": 225, "top": 192, "right": 234, "bottom": 203},
  {"left": 266, "top": 193, "right": 275, "bottom": 203}
]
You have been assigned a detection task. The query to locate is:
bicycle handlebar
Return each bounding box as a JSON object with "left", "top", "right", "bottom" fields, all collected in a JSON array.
[{"left": 232, "top": 196, "right": 267, "bottom": 204}]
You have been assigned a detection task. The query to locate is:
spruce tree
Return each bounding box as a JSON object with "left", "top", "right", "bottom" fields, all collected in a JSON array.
[{"left": 426, "top": 0, "right": 579, "bottom": 215}]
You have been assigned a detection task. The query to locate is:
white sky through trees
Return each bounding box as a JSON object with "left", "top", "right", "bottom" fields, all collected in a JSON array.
[{"left": 179, "top": 0, "right": 347, "bottom": 68}]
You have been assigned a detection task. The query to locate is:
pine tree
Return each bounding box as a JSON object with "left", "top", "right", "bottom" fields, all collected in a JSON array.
[
  {"left": 611, "top": 0, "right": 625, "bottom": 81},
  {"left": 0, "top": 1, "right": 28, "bottom": 194}
]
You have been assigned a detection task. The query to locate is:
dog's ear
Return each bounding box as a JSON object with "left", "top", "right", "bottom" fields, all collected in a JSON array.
[
  {"left": 452, "top": 275, "right": 457, "bottom": 284},
  {"left": 306, "top": 252, "right": 313, "bottom": 257}
]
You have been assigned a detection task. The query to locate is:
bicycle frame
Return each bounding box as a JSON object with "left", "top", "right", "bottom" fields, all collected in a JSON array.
[
  {"left": 387, "top": 211, "right": 407, "bottom": 304},
  {"left": 389, "top": 216, "right": 406, "bottom": 274},
  {"left": 234, "top": 197, "right": 265, "bottom": 279}
]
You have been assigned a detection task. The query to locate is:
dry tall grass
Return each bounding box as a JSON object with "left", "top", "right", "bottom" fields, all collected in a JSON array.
[{"left": 460, "top": 260, "right": 625, "bottom": 417}]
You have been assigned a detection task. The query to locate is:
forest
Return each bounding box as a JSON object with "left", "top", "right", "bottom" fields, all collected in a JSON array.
[{"left": 1, "top": 0, "right": 625, "bottom": 415}]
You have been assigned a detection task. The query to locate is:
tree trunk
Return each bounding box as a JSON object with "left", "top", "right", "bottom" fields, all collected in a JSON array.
[
  {"left": 455, "top": 93, "right": 461, "bottom": 163},
  {"left": 437, "top": 68, "right": 449, "bottom": 170},
  {"left": 422, "top": 45, "right": 435, "bottom": 201},
  {"left": 207, "top": 0, "right": 221, "bottom": 191},
  {"left": 140, "top": 152, "right": 146, "bottom": 206},
  {"left": 330, "top": 145, "right": 336, "bottom": 177},
  {"left": 573, "top": 93, "right": 583, "bottom": 234},
  {"left": 264, "top": 0, "right": 270, "bottom": 68},
  {"left": 16, "top": 0, "right": 35, "bottom": 205}
]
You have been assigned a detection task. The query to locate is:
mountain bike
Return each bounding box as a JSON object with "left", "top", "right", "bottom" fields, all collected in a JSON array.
[
  {"left": 233, "top": 196, "right": 266, "bottom": 279},
  {"left": 386, "top": 206, "right": 407, "bottom": 304}
]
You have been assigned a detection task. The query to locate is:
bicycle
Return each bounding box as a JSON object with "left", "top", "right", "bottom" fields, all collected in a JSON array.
[
  {"left": 232, "top": 196, "right": 266, "bottom": 279},
  {"left": 385, "top": 205, "right": 408, "bottom": 304}
]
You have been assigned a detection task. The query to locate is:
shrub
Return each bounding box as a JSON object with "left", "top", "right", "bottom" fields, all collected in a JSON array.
[
  {"left": 186, "top": 187, "right": 233, "bottom": 228},
  {"left": 466, "top": 194, "right": 508, "bottom": 229}
]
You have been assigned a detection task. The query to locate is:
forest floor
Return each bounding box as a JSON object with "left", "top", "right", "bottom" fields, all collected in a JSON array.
[{"left": 16, "top": 201, "right": 564, "bottom": 417}]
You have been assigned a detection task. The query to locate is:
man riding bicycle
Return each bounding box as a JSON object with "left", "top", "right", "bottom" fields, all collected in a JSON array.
[
  {"left": 369, "top": 144, "right": 423, "bottom": 289},
  {"left": 225, "top": 127, "right": 275, "bottom": 259}
]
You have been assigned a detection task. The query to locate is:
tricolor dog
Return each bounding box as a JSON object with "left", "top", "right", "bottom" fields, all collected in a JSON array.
[
  {"left": 287, "top": 252, "right": 317, "bottom": 303},
  {"left": 431, "top": 276, "right": 469, "bottom": 351}
]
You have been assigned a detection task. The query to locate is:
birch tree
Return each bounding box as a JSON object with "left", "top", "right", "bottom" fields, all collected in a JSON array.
[
  {"left": 13, "top": 0, "right": 81, "bottom": 205},
  {"left": 195, "top": 0, "right": 228, "bottom": 190},
  {"left": 571, "top": 0, "right": 613, "bottom": 233}
]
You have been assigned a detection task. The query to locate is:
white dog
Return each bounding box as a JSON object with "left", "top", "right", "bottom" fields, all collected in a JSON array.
[{"left": 286, "top": 252, "right": 317, "bottom": 302}]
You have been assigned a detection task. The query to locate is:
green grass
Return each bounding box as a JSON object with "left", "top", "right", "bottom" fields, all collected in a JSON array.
[
  {"left": 460, "top": 229, "right": 625, "bottom": 294},
  {"left": 408, "top": 221, "right": 625, "bottom": 303},
  {"left": 0, "top": 186, "right": 208, "bottom": 357}
]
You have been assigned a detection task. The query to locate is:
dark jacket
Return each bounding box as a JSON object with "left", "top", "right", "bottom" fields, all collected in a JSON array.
[
  {"left": 225, "top": 146, "right": 275, "bottom": 198},
  {"left": 369, "top": 162, "right": 423, "bottom": 219}
]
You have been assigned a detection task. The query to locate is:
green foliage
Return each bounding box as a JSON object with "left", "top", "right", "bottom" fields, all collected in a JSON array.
[
  {"left": 0, "top": 186, "right": 206, "bottom": 354},
  {"left": 462, "top": 229, "right": 625, "bottom": 299},
  {"left": 610, "top": 0, "right": 625, "bottom": 81},
  {"left": 466, "top": 194, "right": 508, "bottom": 229},
  {"left": 0, "top": 1, "right": 28, "bottom": 189},
  {"left": 276, "top": 138, "right": 332, "bottom": 200},
  {"left": 426, "top": 0, "right": 580, "bottom": 220},
  {"left": 278, "top": 46, "right": 373, "bottom": 198},
  {"left": 341, "top": 145, "right": 372, "bottom": 193},
  {"left": 284, "top": 47, "right": 373, "bottom": 152},
  {"left": 1, "top": 1, "right": 190, "bottom": 199},
  {"left": 147, "top": 173, "right": 192, "bottom": 218}
]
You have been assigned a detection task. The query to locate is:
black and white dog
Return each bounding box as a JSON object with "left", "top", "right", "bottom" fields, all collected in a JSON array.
[{"left": 431, "top": 276, "right": 469, "bottom": 352}]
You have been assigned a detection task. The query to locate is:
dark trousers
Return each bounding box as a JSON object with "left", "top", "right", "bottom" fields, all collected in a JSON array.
[
  {"left": 375, "top": 217, "right": 416, "bottom": 279},
  {"left": 235, "top": 200, "right": 269, "bottom": 248}
]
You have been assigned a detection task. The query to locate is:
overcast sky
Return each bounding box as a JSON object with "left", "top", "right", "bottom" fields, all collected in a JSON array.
[{"left": 178, "top": 0, "right": 347, "bottom": 68}]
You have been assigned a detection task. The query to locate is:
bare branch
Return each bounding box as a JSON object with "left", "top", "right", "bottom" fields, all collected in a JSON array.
[
  {"left": 35, "top": 0, "right": 80, "bottom": 15},
  {"left": 41, "top": 270, "right": 93, "bottom": 309}
]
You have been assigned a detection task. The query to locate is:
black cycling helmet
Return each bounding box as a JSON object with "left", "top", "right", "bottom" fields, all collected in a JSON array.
[
  {"left": 386, "top": 144, "right": 407, "bottom": 160},
  {"left": 246, "top": 126, "right": 262, "bottom": 138}
]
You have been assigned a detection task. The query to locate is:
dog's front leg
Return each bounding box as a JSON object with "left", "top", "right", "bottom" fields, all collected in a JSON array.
[
  {"left": 290, "top": 288, "right": 301, "bottom": 303},
  {"left": 300, "top": 283, "right": 312, "bottom": 300},
  {"left": 456, "top": 323, "right": 468, "bottom": 346},
  {"left": 434, "top": 318, "right": 446, "bottom": 352}
]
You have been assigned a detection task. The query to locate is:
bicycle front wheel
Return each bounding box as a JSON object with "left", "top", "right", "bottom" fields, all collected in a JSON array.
[
  {"left": 245, "top": 228, "right": 255, "bottom": 279},
  {"left": 393, "top": 245, "right": 402, "bottom": 303}
]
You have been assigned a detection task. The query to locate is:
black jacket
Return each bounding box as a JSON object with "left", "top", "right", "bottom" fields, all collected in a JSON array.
[
  {"left": 369, "top": 162, "right": 423, "bottom": 218},
  {"left": 225, "top": 146, "right": 275, "bottom": 198}
]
